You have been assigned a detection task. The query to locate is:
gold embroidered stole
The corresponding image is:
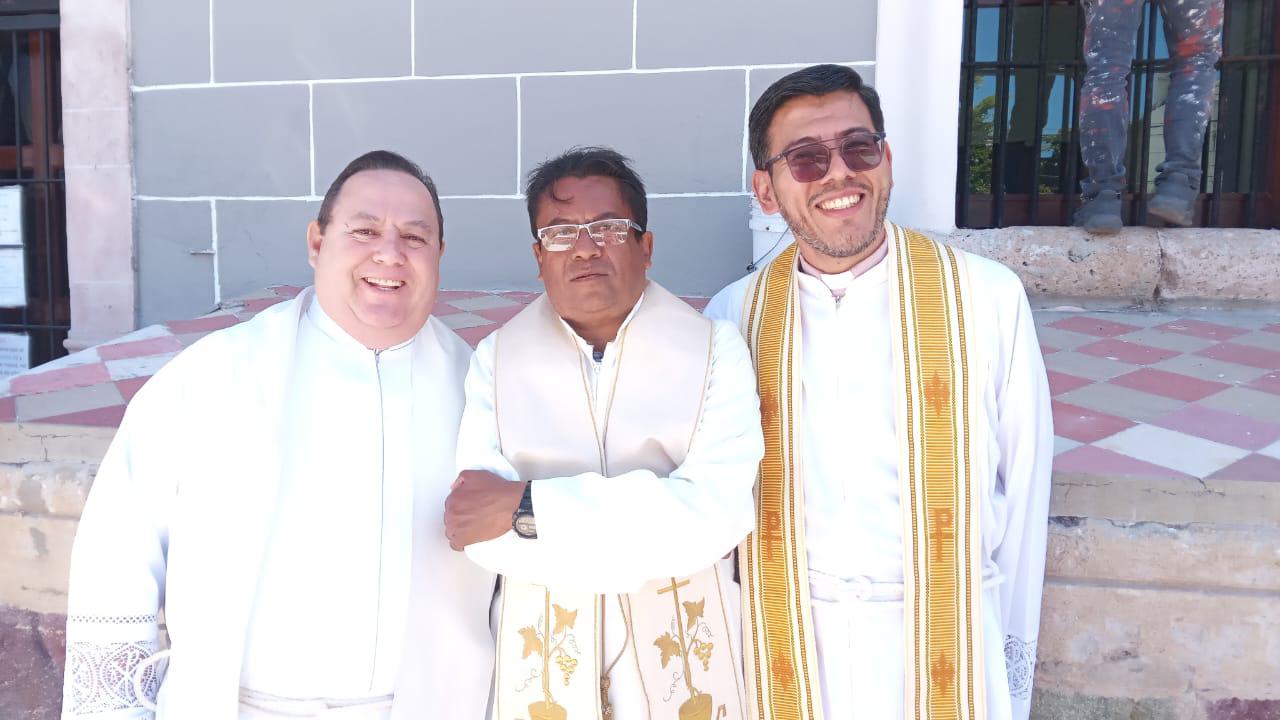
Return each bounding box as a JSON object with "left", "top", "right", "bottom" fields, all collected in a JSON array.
[
  {"left": 492, "top": 282, "right": 747, "bottom": 720},
  {"left": 738, "top": 224, "right": 986, "bottom": 720}
]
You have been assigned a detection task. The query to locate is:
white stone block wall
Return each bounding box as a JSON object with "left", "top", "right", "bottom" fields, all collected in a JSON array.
[{"left": 126, "top": 0, "right": 883, "bottom": 325}]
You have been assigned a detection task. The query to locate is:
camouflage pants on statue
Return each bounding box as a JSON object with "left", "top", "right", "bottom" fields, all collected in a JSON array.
[{"left": 1076, "top": 0, "right": 1224, "bottom": 232}]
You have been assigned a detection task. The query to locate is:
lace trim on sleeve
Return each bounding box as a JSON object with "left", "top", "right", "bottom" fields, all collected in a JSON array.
[
  {"left": 64, "top": 615, "right": 163, "bottom": 715},
  {"left": 1003, "top": 634, "right": 1037, "bottom": 701}
]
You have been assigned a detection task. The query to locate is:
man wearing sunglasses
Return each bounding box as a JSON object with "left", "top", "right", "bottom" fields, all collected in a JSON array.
[
  {"left": 706, "top": 65, "right": 1052, "bottom": 720},
  {"left": 444, "top": 147, "right": 763, "bottom": 719}
]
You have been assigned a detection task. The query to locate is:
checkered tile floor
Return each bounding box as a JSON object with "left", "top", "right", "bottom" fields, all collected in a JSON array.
[
  {"left": 1039, "top": 309, "right": 1280, "bottom": 483},
  {"left": 1, "top": 286, "right": 1277, "bottom": 483}
]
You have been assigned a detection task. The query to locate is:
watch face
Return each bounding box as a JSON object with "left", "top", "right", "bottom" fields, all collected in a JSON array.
[{"left": 514, "top": 514, "right": 537, "bottom": 539}]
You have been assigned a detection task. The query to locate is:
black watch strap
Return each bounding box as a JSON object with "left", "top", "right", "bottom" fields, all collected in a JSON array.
[
  {"left": 512, "top": 482, "right": 537, "bottom": 539},
  {"left": 519, "top": 481, "right": 534, "bottom": 513}
]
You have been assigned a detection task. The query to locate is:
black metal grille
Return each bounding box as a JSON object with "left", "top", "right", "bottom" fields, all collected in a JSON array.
[
  {"left": 957, "top": 0, "right": 1279, "bottom": 229},
  {"left": 0, "top": 6, "right": 66, "bottom": 374}
]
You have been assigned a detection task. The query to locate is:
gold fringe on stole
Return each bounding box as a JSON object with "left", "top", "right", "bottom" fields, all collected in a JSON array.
[{"left": 741, "top": 225, "right": 985, "bottom": 720}]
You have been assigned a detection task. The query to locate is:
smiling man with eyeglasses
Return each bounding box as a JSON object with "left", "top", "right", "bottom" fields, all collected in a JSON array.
[
  {"left": 443, "top": 147, "right": 763, "bottom": 719},
  {"left": 706, "top": 64, "right": 1053, "bottom": 720}
]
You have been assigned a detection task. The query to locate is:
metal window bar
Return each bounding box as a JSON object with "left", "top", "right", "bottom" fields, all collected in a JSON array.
[
  {"left": 1028, "top": 0, "right": 1050, "bottom": 225},
  {"left": 1248, "top": 0, "right": 1276, "bottom": 225},
  {"left": 1209, "top": 0, "right": 1232, "bottom": 226},
  {"left": 958, "top": 0, "right": 1279, "bottom": 230},
  {"left": 0, "top": 9, "right": 68, "bottom": 371}
]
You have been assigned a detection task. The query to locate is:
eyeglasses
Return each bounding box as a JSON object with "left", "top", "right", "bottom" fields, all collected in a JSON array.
[
  {"left": 535, "top": 218, "right": 644, "bottom": 252},
  {"left": 764, "top": 132, "right": 887, "bottom": 183}
]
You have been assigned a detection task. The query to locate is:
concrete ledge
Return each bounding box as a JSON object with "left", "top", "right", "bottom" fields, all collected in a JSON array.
[
  {"left": 1047, "top": 516, "right": 1280, "bottom": 594},
  {"left": 927, "top": 226, "right": 1280, "bottom": 304},
  {"left": 1037, "top": 582, "right": 1280, "bottom": 707},
  {"left": 941, "top": 226, "right": 1162, "bottom": 300},
  {"left": 1158, "top": 228, "right": 1280, "bottom": 303},
  {"left": 0, "top": 514, "right": 76, "bottom": 614},
  {"left": 0, "top": 423, "right": 116, "bottom": 467},
  {"left": 1050, "top": 471, "right": 1280, "bottom": 527}
]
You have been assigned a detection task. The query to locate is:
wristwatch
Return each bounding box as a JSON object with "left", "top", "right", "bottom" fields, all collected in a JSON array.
[{"left": 512, "top": 482, "right": 537, "bottom": 539}]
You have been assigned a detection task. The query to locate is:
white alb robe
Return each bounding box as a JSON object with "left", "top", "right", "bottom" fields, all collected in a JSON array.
[
  {"left": 238, "top": 302, "right": 415, "bottom": 709},
  {"left": 62, "top": 288, "right": 496, "bottom": 720},
  {"left": 704, "top": 241, "right": 1053, "bottom": 720},
  {"left": 458, "top": 294, "right": 765, "bottom": 719}
]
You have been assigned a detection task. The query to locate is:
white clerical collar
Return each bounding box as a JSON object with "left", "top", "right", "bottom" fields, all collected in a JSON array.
[
  {"left": 558, "top": 290, "right": 646, "bottom": 363},
  {"left": 306, "top": 296, "right": 415, "bottom": 354},
  {"left": 796, "top": 229, "right": 890, "bottom": 300}
]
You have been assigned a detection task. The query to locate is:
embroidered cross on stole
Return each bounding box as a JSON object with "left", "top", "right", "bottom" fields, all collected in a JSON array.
[
  {"left": 491, "top": 282, "right": 748, "bottom": 720},
  {"left": 737, "top": 224, "right": 987, "bottom": 720}
]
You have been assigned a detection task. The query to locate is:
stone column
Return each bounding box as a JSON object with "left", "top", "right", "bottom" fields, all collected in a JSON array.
[
  {"left": 874, "top": 0, "right": 964, "bottom": 233},
  {"left": 60, "top": 0, "right": 136, "bottom": 351}
]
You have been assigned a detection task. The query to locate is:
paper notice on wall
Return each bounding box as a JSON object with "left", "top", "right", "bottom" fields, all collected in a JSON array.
[
  {"left": 0, "top": 331, "right": 29, "bottom": 380},
  {"left": 0, "top": 247, "right": 25, "bottom": 307},
  {"left": 0, "top": 185, "right": 23, "bottom": 246}
]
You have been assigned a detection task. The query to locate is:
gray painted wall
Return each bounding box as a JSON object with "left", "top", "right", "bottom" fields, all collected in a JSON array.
[{"left": 129, "top": 0, "right": 877, "bottom": 325}]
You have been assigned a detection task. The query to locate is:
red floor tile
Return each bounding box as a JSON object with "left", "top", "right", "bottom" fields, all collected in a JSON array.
[
  {"left": 1247, "top": 372, "right": 1280, "bottom": 396},
  {"left": 1078, "top": 338, "right": 1180, "bottom": 366},
  {"left": 97, "top": 335, "right": 184, "bottom": 362},
  {"left": 1047, "top": 371, "right": 1094, "bottom": 396},
  {"left": 241, "top": 297, "right": 286, "bottom": 313},
  {"left": 1040, "top": 344, "right": 1060, "bottom": 356},
  {"left": 1051, "top": 401, "right": 1137, "bottom": 443},
  {"left": 38, "top": 404, "right": 128, "bottom": 427},
  {"left": 1153, "top": 319, "right": 1249, "bottom": 342},
  {"left": 1108, "top": 368, "right": 1230, "bottom": 403},
  {"left": 1047, "top": 316, "right": 1142, "bottom": 338},
  {"left": 115, "top": 377, "right": 152, "bottom": 403},
  {"left": 681, "top": 297, "right": 710, "bottom": 311},
  {"left": 1053, "top": 444, "right": 1191, "bottom": 480},
  {"left": 475, "top": 305, "right": 523, "bottom": 323},
  {"left": 431, "top": 302, "right": 464, "bottom": 317},
  {"left": 1209, "top": 453, "right": 1280, "bottom": 482},
  {"left": 455, "top": 324, "right": 497, "bottom": 347},
  {"left": 1263, "top": 323, "right": 1280, "bottom": 335},
  {"left": 9, "top": 363, "right": 112, "bottom": 395},
  {"left": 1196, "top": 342, "right": 1280, "bottom": 371},
  {"left": 1151, "top": 404, "right": 1280, "bottom": 451},
  {"left": 269, "top": 285, "right": 304, "bottom": 298},
  {"left": 166, "top": 314, "right": 241, "bottom": 334}
]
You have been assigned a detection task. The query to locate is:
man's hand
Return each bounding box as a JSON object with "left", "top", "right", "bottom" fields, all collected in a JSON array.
[{"left": 444, "top": 470, "right": 528, "bottom": 551}]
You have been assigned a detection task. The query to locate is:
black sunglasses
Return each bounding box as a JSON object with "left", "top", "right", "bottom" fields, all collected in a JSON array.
[{"left": 765, "top": 132, "right": 887, "bottom": 183}]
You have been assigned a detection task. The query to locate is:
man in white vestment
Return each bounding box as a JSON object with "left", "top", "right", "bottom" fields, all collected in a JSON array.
[
  {"left": 61, "top": 151, "right": 496, "bottom": 719},
  {"left": 443, "top": 147, "right": 764, "bottom": 720},
  {"left": 705, "top": 65, "right": 1053, "bottom": 720}
]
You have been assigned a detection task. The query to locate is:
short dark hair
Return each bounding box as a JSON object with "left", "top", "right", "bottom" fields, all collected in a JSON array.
[
  {"left": 524, "top": 147, "right": 648, "bottom": 239},
  {"left": 748, "top": 64, "right": 885, "bottom": 171},
  {"left": 316, "top": 150, "right": 444, "bottom": 238}
]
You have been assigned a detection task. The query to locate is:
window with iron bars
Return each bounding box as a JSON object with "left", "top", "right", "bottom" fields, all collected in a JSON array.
[
  {"left": 957, "top": 0, "right": 1279, "bottom": 229},
  {"left": 0, "top": 2, "right": 67, "bottom": 370}
]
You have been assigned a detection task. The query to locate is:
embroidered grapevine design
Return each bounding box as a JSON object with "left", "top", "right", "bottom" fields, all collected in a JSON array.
[
  {"left": 518, "top": 590, "right": 579, "bottom": 720},
  {"left": 653, "top": 578, "right": 726, "bottom": 720}
]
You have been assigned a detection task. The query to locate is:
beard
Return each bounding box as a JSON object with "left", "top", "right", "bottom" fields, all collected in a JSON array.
[{"left": 779, "top": 185, "right": 892, "bottom": 260}]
